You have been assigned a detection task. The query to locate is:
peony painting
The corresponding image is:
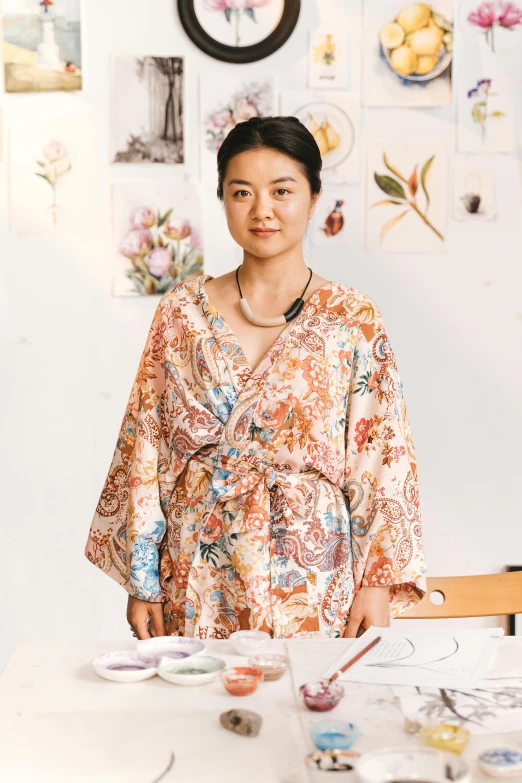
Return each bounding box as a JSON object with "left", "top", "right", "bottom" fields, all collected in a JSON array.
[
  {"left": 362, "top": 0, "right": 453, "bottom": 107},
  {"left": 3, "top": 0, "right": 82, "bottom": 93},
  {"left": 8, "top": 94, "right": 98, "bottom": 236},
  {"left": 112, "top": 180, "right": 204, "bottom": 297},
  {"left": 366, "top": 141, "right": 447, "bottom": 253},
  {"left": 111, "top": 57, "right": 184, "bottom": 165},
  {"left": 200, "top": 72, "right": 276, "bottom": 185},
  {"left": 460, "top": 0, "right": 522, "bottom": 52}
]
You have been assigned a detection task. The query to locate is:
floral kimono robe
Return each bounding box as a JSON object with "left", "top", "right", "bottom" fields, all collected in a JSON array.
[{"left": 85, "top": 274, "right": 427, "bottom": 639}]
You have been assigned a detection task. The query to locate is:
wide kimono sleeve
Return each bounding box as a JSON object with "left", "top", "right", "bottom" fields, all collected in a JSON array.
[
  {"left": 85, "top": 295, "right": 180, "bottom": 602},
  {"left": 344, "top": 295, "right": 427, "bottom": 618}
]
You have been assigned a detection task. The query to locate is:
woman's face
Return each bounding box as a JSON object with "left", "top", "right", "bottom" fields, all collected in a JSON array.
[{"left": 222, "top": 147, "right": 320, "bottom": 258}]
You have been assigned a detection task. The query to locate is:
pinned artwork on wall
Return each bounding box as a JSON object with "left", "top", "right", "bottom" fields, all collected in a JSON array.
[
  {"left": 311, "top": 188, "right": 351, "bottom": 247},
  {"left": 112, "top": 178, "right": 204, "bottom": 297},
  {"left": 459, "top": 0, "right": 522, "bottom": 54},
  {"left": 2, "top": 0, "right": 82, "bottom": 93},
  {"left": 8, "top": 95, "right": 97, "bottom": 236},
  {"left": 111, "top": 56, "right": 184, "bottom": 165},
  {"left": 280, "top": 91, "right": 360, "bottom": 184},
  {"left": 457, "top": 74, "right": 513, "bottom": 153},
  {"left": 362, "top": 0, "right": 453, "bottom": 107},
  {"left": 200, "top": 72, "right": 277, "bottom": 186},
  {"left": 307, "top": 30, "right": 348, "bottom": 89},
  {"left": 366, "top": 141, "right": 447, "bottom": 253},
  {"left": 177, "top": 0, "right": 300, "bottom": 63},
  {"left": 452, "top": 165, "right": 495, "bottom": 221}
]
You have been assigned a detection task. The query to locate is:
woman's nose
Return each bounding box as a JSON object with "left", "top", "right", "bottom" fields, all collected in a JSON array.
[{"left": 250, "top": 195, "right": 274, "bottom": 220}]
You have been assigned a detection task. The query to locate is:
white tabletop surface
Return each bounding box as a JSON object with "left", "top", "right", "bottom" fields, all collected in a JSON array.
[{"left": 0, "top": 638, "right": 521, "bottom": 782}]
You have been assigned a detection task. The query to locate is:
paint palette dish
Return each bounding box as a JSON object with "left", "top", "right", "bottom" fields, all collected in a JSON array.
[
  {"left": 221, "top": 666, "right": 264, "bottom": 696},
  {"left": 309, "top": 718, "right": 359, "bottom": 751},
  {"left": 92, "top": 650, "right": 158, "bottom": 683},
  {"left": 158, "top": 655, "right": 226, "bottom": 686},
  {"left": 478, "top": 747, "right": 522, "bottom": 778},
  {"left": 355, "top": 746, "right": 471, "bottom": 783},
  {"left": 229, "top": 630, "right": 270, "bottom": 656},
  {"left": 135, "top": 636, "right": 206, "bottom": 666},
  {"left": 247, "top": 654, "right": 288, "bottom": 681}
]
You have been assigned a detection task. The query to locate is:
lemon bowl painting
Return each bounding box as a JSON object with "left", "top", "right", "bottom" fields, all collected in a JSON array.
[{"left": 380, "top": 3, "right": 453, "bottom": 82}]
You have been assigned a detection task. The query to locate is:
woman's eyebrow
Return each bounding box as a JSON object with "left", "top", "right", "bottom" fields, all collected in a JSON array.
[{"left": 227, "top": 176, "right": 298, "bottom": 186}]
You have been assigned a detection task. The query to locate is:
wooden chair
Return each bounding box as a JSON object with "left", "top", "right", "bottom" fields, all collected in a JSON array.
[{"left": 401, "top": 571, "right": 522, "bottom": 619}]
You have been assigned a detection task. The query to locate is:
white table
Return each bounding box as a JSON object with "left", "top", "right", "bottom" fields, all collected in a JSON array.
[{"left": 0, "top": 638, "right": 520, "bottom": 782}]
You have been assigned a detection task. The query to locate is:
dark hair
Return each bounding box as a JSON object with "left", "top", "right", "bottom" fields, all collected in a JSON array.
[{"left": 216, "top": 115, "right": 322, "bottom": 201}]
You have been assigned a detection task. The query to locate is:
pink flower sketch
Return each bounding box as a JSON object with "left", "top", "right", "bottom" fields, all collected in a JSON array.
[
  {"left": 118, "top": 206, "right": 203, "bottom": 296},
  {"left": 204, "top": 80, "right": 274, "bottom": 152},
  {"left": 468, "top": 1, "right": 522, "bottom": 51},
  {"left": 203, "top": 0, "right": 273, "bottom": 46},
  {"left": 35, "top": 140, "right": 72, "bottom": 227}
]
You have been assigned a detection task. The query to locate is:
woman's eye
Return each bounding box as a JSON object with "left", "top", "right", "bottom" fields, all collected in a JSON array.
[
  {"left": 234, "top": 190, "right": 250, "bottom": 197},
  {"left": 275, "top": 188, "right": 289, "bottom": 195}
]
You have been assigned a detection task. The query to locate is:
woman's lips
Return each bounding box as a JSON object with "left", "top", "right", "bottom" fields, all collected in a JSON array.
[{"left": 249, "top": 229, "right": 279, "bottom": 237}]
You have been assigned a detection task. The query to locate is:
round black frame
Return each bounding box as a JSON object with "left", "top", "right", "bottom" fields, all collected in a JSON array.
[{"left": 177, "top": 0, "right": 301, "bottom": 64}]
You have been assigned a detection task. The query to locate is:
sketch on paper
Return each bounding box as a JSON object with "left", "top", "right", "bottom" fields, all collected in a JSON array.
[
  {"left": 452, "top": 165, "right": 494, "bottom": 221},
  {"left": 194, "top": 0, "right": 285, "bottom": 47},
  {"left": 2, "top": 0, "right": 82, "bottom": 93},
  {"left": 362, "top": 0, "right": 453, "bottom": 107},
  {"left": 312, "top": 192, "right": 350, "bottom": 247},
  {"left": 200, "top": 73, "right": 276, "bottom": 185},
  {"left": 281, "top": 91, "right": 360, "bottom": 184},
  {"left": 9, "top": 97, "right": 97, "bottom": 236},
  {"left": 112, "top": 180, "right": 204, "bottom": 297},
  {"left": 35, "top": 141, "right": 72, "bottom": 227},
  {"left": 308, "top": 30, "right": 348, "bottom": 89},
  {"left": 112, "top": 57, "right": 184, "bottom": 164},
  {"left": 461, "top": 0, "right": 522, "bottom": 52},
  {"left": 366, "top": 142, "right": 446, "bottom": 253}
]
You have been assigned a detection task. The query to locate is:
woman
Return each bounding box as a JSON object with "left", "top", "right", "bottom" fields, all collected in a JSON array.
[{"left": 85, "top": 116, "right": 427, "bottom": 641}]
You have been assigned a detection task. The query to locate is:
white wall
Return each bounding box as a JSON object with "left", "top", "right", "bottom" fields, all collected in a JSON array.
[{"left": 1, "top": 0, "right": 521, "bottom": 672}]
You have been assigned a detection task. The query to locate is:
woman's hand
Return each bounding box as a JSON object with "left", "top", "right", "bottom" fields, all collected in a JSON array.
[
  {"left": 343, "top": 585, "right": 391, "bottom": 638},
  {"left": 127, "top": 595, "right": 167, "bottom": 639}
]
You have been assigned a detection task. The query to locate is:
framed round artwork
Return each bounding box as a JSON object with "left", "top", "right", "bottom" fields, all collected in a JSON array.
[{"left": 177, "top": 0, "right": 301, "bottom": 63}]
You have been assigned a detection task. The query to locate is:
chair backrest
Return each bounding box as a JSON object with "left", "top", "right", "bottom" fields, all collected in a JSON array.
[{"left": 401, "top": 572, "right": 522, "bottom": 619}]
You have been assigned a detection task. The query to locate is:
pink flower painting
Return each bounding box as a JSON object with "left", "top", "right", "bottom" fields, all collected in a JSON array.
[
  {"left": 204, "top": 79, "right": 275, "bottom": 152},
  {"left": 118, "top": 205, "right": 203, "bottom": 296},
  {"left": 468, "top": 1, "right": 522, "bottom": 51},
  {"left": 35, "top": 140, "right": 72, "bottom": 227},
  {"left": 203, "top": 0, "right": 273, "bottom": 47}
]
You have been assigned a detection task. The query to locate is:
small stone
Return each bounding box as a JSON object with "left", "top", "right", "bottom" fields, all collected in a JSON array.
[{"left": 220, "top": 709, "right": 262, "bottom": 738}]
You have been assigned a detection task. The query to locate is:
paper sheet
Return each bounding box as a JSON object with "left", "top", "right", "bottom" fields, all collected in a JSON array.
[{"left": 321, "top": 626, "right": 504, "bottom": 689}]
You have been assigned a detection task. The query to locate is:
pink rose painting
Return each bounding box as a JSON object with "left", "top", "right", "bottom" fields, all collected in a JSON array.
[
  {"left": 204, "top": 78, "right": 275, "bottom": 153},
  {"left": 203, "top": 0, "right": 274, "bottom": 47},
  {"left": 118, "top": 204, "right": 203, "bottom": 296},
  {"left": 468, "top": 1, "right": 522, "bottom": 51},
  {"left": 34, "top": 140, "right": 72, "bottom": 227}
]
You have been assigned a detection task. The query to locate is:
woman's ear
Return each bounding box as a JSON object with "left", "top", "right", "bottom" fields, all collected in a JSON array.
[{"left": 308, "top": 190, "right": 321, "bottom": 220}]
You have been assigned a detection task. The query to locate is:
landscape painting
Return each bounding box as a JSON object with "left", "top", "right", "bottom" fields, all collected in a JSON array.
[
  {"left": 3, "top": 0, "right": 82, "bottom": 93},
  {"left": 111, "top": 56, "right": 184, "bottom": 165},
  {"left": 112, "top": 179, "right": 204, "bottom": 297}
]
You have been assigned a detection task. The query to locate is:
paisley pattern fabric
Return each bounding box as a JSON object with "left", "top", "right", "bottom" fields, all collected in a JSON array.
[{"left": 85, "top": 274, "right": 427, "bottom": 639}]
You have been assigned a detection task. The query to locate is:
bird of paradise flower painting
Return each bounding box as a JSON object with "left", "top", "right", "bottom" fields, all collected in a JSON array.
[{"left": 366, "top": 142, "right": 446, "bottom": 252}]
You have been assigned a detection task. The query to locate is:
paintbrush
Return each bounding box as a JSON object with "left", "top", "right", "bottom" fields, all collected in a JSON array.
[{"left": 326, "top": 635, "right": 382, "bottom": 686}]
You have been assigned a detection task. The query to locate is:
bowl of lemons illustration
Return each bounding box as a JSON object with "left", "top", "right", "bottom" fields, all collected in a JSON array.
[{"left": 380, "top": 3, "right": 453, "bottom": 81}]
